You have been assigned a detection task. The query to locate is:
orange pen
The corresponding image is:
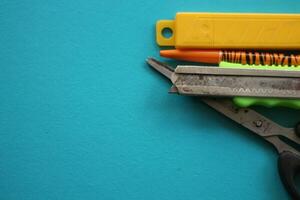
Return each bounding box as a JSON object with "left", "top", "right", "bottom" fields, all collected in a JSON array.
[{"left": 160, "top": 49, "right": 300, "bottom": 66}]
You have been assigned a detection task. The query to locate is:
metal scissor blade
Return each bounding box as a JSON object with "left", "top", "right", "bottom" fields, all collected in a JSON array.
[
  {"left": 146, "top": 58, "right": 174, "bottom": 80},
  {"left": 202, "top": 98, "right": 300, "bottom": 155}
]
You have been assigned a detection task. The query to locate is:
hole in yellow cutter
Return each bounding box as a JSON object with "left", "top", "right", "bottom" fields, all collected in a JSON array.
[
  {"left": 162, "top": 27, "right": 173, "bottom": 39},
  {"left": 156, "top": 20, "right": 175, "bottom": 46}
]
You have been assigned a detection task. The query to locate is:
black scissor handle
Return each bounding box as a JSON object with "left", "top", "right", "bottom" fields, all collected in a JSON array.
[{"left": 278, "top": 151, "right": 300, "bottom": 200}]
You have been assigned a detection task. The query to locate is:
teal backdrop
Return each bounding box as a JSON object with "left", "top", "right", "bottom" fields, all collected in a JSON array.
[{"left": 1, "top": 1, "right": 300, "bottom": 199}]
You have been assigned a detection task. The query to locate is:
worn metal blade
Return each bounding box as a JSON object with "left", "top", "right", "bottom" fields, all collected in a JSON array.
[
  {"left": 174, "top": 74, "right": 300, "bottom": 98},
  {"left": 202, "top": 98, "right": 299, "bottom": 155},
  {"left": 175, "top": 66, "right": 300, "bottom": 78},
  {"left": 147, "top": 58, "right": 300, "bottom": 98},
  {"left": 146, "top": 57, "right": 174, "bottom": 80}
]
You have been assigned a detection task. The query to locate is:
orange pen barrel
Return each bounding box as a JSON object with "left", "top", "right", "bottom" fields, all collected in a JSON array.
[
  {"left": 160, "top": 49, "right": 222, "bottom": 64},
  {"left": 161, "top": 49, "right": 300, "bottom": 66}
]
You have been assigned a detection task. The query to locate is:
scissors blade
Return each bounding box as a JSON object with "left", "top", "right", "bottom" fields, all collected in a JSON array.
[
  {"left": 202, "top": 98, "right": 299, "bottom": 153},
  {"left": 146, "top": 57, "right": 174, "bottom": 80}
]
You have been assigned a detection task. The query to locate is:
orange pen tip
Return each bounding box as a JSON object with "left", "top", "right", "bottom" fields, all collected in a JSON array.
[
  {"left": 159, "top": 49, "right": 221, "bottom": 64},
  {"left": 160, "top": 49, "right": 179, "bottom": 58}
]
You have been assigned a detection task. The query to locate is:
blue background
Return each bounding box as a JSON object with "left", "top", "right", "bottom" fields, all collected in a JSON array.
[{"left": 1, "top": 1, "right": 300, "bottom": 199}]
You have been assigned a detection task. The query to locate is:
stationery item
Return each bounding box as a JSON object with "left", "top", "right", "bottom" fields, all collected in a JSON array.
[
  {"left": 219, "top": 62, "right": 300, "bottom": 109},
  {"left": 160, "top": 49, "right": 300, "bottom": 67},
  {"left": 147, "top": 58, "right": 300, "bottom": 106},
  {"left": 147, "top": 57, "right": 300, "bottom": 199},
  {"left": 157, "top": 12, "right": 300, "bottom": 49}
]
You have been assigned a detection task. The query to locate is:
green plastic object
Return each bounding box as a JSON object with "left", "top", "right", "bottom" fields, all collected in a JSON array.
[
  {"left": 219, "top": 62, "right": 300, "bottom": 71},
  {"left": 219, "top": 62, "right": 300, "bottom": 109},
  {"left": 232, "top": 97, "right": 300, "bottom": 109}
]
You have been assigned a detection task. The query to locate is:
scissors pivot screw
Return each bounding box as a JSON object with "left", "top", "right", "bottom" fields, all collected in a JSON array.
[{"left": 254, "top": 120, "right": 263, "bottom": 128}]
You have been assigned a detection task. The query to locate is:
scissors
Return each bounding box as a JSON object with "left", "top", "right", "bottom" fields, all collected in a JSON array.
[{"left": 147, "top": 57, "right": 300, "bottom": 199}]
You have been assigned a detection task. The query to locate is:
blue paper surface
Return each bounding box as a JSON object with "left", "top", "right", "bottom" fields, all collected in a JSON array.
[{"left": 1, "top": 1, "right": 300, "bottom": 199}]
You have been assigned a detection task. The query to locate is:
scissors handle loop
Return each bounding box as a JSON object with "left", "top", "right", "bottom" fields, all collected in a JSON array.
[{"left": 278, "top": 151, "right": 300, "bottom": 200}]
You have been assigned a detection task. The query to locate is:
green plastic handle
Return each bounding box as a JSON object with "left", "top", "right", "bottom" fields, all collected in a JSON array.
[
  {"left": 233, "top": 97, "right": 300, "bottom": 109},
  {"left": 219, "top": 62, "right": 300, "bottom": 109}
]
